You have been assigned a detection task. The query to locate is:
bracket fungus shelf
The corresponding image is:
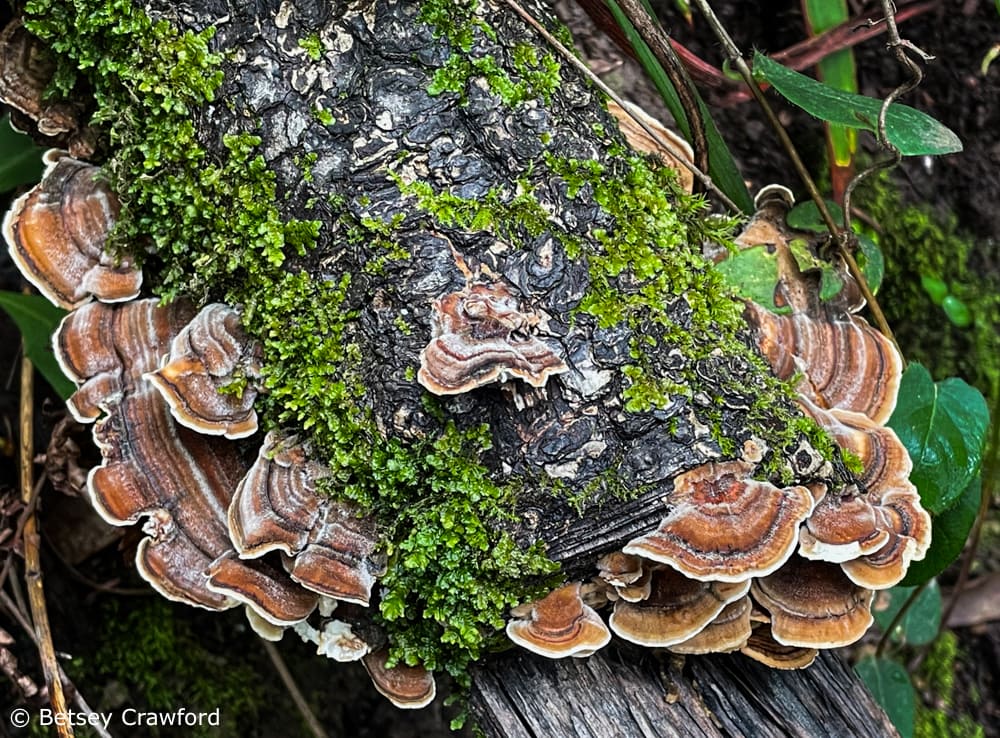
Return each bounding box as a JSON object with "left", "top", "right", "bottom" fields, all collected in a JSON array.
[{"left": 1, "top": 1, "right": 924, "bottom": 731}]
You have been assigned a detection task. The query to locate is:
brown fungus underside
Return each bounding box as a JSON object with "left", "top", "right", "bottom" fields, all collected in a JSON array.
[{"left": 0, "top": 0, "right": 931, "bottom": 710}]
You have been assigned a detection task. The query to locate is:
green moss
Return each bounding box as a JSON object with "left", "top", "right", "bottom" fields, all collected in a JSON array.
[
  {"left": 313, "top": 106, "right": 335, "bottom": 126},
  {"left": 859, "top": 174, "right": 1000, "bottom": 396},
  {"left": 913, "top": 631, "right": 986, "bottom": 738},
  {"left": 420, "top": 0, "right": 560, "bottom": 105},
  {"left": 67, "top": 600, "right": 262, "bottom": 738},
  {"left": 298, "top": 33, "right": 323, "bottom": 61}
]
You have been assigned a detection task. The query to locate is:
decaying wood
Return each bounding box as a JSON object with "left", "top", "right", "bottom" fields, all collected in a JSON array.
[
  {"left": 19, "top": 0, "right": 893, "bottom": 733},
  {"left": 471, "top": 646, "right": 899, "bottom": 738}
]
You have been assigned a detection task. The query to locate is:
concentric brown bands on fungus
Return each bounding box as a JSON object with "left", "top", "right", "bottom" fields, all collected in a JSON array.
[
  {"left": 4, "top": 150, "right": 141, "bottom": 310},
  {"left": 608, "top": 567, "right": 749, "bottom": 648},
  {"left": 744, "top": 302, "right": 902, "bottom": 425},
  {"left": 362, "top": 650, "right": 437, "bottom": 710},
  {"left": 146, "top": 302, "right": 262, "bottom": 440},
  {"left": 228, "top": 432, "right": 382, "bottom": 606},
  {"left": 418, "top": 281, "right": 567, "bottom": 395},
  {"left": 54, "top": 299, "right": 317, "bottom": 625},
  {"left": 506, "top": 582, "right": 612, "bottom": 658},
  {"left": 623, "top": 460, "right": 814, "bottom": 583},
  {"left": 751, "top": 556, "right": 874, "bottom": 649}
]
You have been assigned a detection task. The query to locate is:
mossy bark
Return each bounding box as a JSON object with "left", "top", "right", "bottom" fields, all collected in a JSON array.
[
  {"left": 18, "top": 0, "right": 891, "bottom": 730},
  {"left": 132, "top": 0, "right": 844, "bottom": 568}
]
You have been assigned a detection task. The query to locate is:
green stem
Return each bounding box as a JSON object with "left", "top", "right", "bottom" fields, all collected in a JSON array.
[{"left": 689, "top": 0, "right": 898, "bottom": 351}]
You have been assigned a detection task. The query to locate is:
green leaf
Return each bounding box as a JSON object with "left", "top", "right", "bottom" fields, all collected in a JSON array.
[
  {"left": 713, "top": 244, "right": 787, "bottom": 313},
  {"left": 855, "top": 233, "right": 884, "bottom": 294},
  {"left": 901, "top": 476, "right": 980, "bottom": 586},
  {"left": 887, "top": 364, "right": 989, "bottom": 513},
  {"left": 0, "top": 292, "right": 74, "bottom": 399},
  {"left": 753, "top": 52, "right": 963, "bottom": 156},
  {"left": 855, "top": 656, "right": 916, "bottom": 738},
  {"left": 786, "top": 199, "right": 845, "bottom": 231},
  {"left": 873, "top": 580, "right": 941, "bottom": 646},
  {"left": 941, "top": 294, "right": 972, "bottom": 327},
  {"left": 0, "top": 114, "right": 46, "bottom": 192},
  {"left": 606, "top": 0, "right": 753, "bottom": 213},
  {"left": 920, "top": 274, "right": 948, "bottom": 305}
]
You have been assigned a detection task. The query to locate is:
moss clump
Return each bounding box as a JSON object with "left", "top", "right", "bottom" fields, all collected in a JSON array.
[
  {"left": 859, "top": 174, "right": 1000, "bottom": 396},
  {"left": 420, "top": 0, "right": 561, "bottom": 105},
  {"left": 914, "top": 631, "right": 986, "bottom": 738},
  {"left": 24, "top": 0, "right": 321, "bottom": 303},
  {"left": 67, "top": 600, "right": 263, "bottom": 738}
]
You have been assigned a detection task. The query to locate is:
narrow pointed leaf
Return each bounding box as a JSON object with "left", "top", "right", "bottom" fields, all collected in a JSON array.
[{"left": 753, "top": 52, "right": 962, "bottom": 156}]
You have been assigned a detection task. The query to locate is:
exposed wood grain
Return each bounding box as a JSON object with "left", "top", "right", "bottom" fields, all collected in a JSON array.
[{"left": 471, "top": 646, "right": 899, "bottom": 738}]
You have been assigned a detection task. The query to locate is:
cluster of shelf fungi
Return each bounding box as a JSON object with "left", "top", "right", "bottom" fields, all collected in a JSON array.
[{"left": 2, "top": 12, "right": 928, "bottom": 729}]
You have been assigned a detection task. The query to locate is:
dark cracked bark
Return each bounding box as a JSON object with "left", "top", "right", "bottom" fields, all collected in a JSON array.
[
  {"left": 35, "top": 0, "right": 891, "bottom": 733},
  {"left": 143, "top": 0, "right": 848, "bottom": 572}
]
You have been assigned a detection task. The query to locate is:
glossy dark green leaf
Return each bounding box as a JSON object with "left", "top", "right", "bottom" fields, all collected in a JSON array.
[
  {"left": 0, "top": 291, "right": 74, "bottom": 399},
  {"left": 754, "top": 52, "right": 962, "bottom": 156},
  {"left": 872, "top": 580, "right": 941, "bottom": 646},
  {"left": 0, "top": 114, "right": 45, "bottom": 192},
  {"left": 785, "top": 199, "right": 845, "bottom": 231},
  {"left": 855, "top": 656, "right": 916, "bottom": 738},
  {"left": 606, "top": 0, "right": 753, "bottom": 213},
  {"left": 888, "top": 364, "right": 989, "bottom": 513},
  {"left": 900, "top": 476, "right": 980, "bottom": 586}
]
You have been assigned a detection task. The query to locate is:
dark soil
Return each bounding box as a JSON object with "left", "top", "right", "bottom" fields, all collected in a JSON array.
[{"left": 2, "top": 1, "right": 998, "bottom": 736}]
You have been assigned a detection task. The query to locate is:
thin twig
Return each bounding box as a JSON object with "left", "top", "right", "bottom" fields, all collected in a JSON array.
[
  {"left": 19, "top": 333, "right": 73, "bottom": 736},
  {"left": 843, "top": 0, "right": 929, "bottom": 226},
  {"left": 875, "top": 578, "right": 931, "bottom": 658},
  {"left": 0, "top": 590, "right": 110, "bottom": 738},
  {"left": 501, "top": 0, "right": 743, "bottom": 213},
  {"left": 0, "top": 473, "right": 46, "bottom": 591},
  {"left": 612, "top": 0, "right": 710, "bottom": 176},
  {"left": 689, "top": 0, "right": 898, "bottom": 350},
  {"left": 262, "top": 640, "right": 330, "bottom": 738}
]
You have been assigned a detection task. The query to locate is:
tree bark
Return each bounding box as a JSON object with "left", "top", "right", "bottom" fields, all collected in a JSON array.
[
  {"left": 471, "top": 645, "right": 900, "bottom": 738},
  {"left": 32, "top": 0, "right": 892, "bottom": 733}
]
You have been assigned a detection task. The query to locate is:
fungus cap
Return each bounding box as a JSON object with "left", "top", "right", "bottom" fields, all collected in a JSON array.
[
  {"left": 751, "top": 556, "right": 874, "bottom": 649},
  {"left": 146, "top": 303, "right": 261, "bottom": 439},
  {"left": 745, "top": 304, "right": 903, "bottom": 425},
  {"left": 206, "top": 550, "right": 319, "bottom": 627},
  {"left": 740, "top": 623, "right": 818, "bottom": 669},
  {"left": 623, "top": 460, "right": 814, "bottom": 582},
  {"left": 362, "top": 650, "right": 436, "bottom": 709},
  {"left": 668, "top": 595, "right": 752, "bottom": 655},
  {"left": 506, "top": 582, "right": 612, "bottom": 658},
  {"left": 609, "top": 566, "right": 749, "bottom": 648},
  {"left": 418, "top": 282, "right": 567, "bottom": 395},
  {"left": 228, "top": 432, "right": 381, "bottom": 605},
  {"left": 4, "top": 151, "right": 141, "bottom": 310}
]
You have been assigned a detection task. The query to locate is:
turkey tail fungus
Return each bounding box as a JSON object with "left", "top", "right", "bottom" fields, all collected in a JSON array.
[{"left": 2, "top": 1, "right": 923, "bottom": 733}]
